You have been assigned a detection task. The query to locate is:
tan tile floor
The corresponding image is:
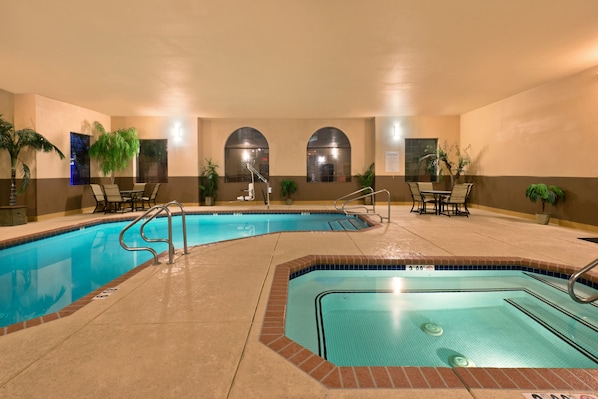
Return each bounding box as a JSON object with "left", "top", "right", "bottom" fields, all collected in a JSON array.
[{"left": 0, "top": 205, "right": 597, "bottom": 398}]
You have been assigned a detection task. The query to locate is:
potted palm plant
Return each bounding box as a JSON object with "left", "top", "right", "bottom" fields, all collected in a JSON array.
[
  {"left": 280, "top": 179, "right": 297, "bottom": 205},
  {"left": 356, "top": 162, "right": 375, "bottom": 205},
  {"left": 89, "top": 121, "right": 139, "bottom": 183},
  {"left": 199, "top": 158, "right": 219, "bottom": 206},
  {"left": 525, "top": 183, "right": 565, "bottom": 225},
  {"left": 0, "top": 115, "right": 65, "bottom": 225}
]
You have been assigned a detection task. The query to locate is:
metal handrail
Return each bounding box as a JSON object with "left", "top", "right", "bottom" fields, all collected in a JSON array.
[
  {"left": 334, "top": 187, "right": 391, "bottom": 222},
  {"left": 242, "top": 161, "right": 270, "bottom": 208},
  {"left": 568, "top": 257, "right": 598, "bottom": 304},
  {"left": 119, "top": 201, "right": 188, "bottom": 265}
]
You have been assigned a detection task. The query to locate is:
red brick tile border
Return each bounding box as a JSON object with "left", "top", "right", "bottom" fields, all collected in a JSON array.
[{"left": 260, "top": 255, "right": 598, "bottom": 390}]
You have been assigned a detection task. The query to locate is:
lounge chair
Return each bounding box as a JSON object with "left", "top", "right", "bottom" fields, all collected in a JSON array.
[
  {"left": 103, "top": 184, "right": 132, "bottom": 213},
  {"left": 90, "top": 184, "right": 107, "bottom": 213}
]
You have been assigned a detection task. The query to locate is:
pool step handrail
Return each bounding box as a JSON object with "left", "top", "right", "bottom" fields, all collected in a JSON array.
[
  {"left": 568, "top": 257, "right": 598, "bottom": 304},
  {"left": 119, "top": 201, "right": 189, "bottom": 265},
  {"left": 334, "top": 187, "right": 391, "bottom": 223}
]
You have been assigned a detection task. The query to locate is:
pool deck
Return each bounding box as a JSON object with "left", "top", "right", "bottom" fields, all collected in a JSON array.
[{"left": 0, "top": 205, "right": 597, "bottom": 399}]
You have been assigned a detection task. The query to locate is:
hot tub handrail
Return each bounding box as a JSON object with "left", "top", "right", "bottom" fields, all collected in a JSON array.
[
  {"left": 568, "top": 257, "right": 598, "bottom": 304},
  {"left": 119, "top": 201, "right": 188, "bottom": 265}
]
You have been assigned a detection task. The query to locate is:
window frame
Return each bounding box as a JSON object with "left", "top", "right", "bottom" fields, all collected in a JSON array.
[{"left": 306, "top": 127, "right": 351, "bottom": 183}]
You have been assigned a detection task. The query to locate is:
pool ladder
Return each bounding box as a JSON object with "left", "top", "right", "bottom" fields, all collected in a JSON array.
[
  {"left": 568, "top": 257, "right": 598, "bottom": 304},
  {"left": 334, "top": 187, "right": 391, "bottom": 223},
  {"left": 119, "top": 201, "right": 189, "bottom": 265}
]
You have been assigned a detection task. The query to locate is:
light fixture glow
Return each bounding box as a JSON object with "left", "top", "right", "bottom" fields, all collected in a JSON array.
[
  {"left": 393, "top": 123, "right": 401, "bottom": 138},
  {"left": 392, "top": 277, "right": 403, "bottom": 294}
]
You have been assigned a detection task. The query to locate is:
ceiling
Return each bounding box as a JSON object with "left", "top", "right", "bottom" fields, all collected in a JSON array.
[{"left": 1, "top": 0, "right": 598, "bottom": 119}]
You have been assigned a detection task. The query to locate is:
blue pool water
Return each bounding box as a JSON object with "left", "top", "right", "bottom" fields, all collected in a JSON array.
[
  {"left": 0, "top": 213, "right": 368, "bottom": 327},
  {"left": 286, "top": 269, "right": 598, "bottom": 368}
]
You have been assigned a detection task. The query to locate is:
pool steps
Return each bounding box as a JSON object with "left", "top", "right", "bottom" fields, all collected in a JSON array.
[
  {"left": 505, "top": 296, "right": 598, "bottom": 364},
  {"left": 328, "top": 218, "right": 363, "bottom": 231},
  {"left": 526, "top": 272, "right": 598, "bottom": 308}
]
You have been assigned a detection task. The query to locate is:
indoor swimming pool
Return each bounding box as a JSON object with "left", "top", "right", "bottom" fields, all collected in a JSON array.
[
  {"left": 0, "top": 212, "right": 369, "bottom": 328},
  {"left": 286, "top": 268, "right": 598, "bottom": 369}
]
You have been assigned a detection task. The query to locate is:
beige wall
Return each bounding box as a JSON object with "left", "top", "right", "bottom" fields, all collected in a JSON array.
[
  {"left": 112, "top": 116, "right": 199, "bottom": 178},
  {"left": 1, "top": 93, "right": 110, "bottom": 180},
  {"left": 0, "top": 89, "right": 12, "bottom": 120},
  {"left": 199, "top": 118, "right": 375, "bottom": 177},
  {"left": 374, "top": 116, "right": 461, "bottom": 177},
  {"left": 35, "top": 95, "right": 110, "bottom": 179},
  {"left": 2, "top": 62, "right": 598, "bottom": 222},
  {"left": 461, "top": 65, "right": 598, "bottom": 177}
]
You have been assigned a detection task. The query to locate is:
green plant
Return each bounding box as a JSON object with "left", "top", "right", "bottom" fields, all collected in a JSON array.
[
  {"left": 199, "top": 158, "right": 220, "bottom": 199},
  {"left": 355, "top": 162, "right": 375, "bottom": 192},
  {"left": 421, "top": 141, "right": 471, "bottom": 188},
  {"left": 280, "top": 179, "right": 297, "bottom": 200},
  {"left": 88, "top": 121, "right": 139, "bottom": 183},
  {"left": 525, "top": 183, "right": 565, "bottom": 213},
  {"left": 0, "top": 115, "right": 65, "bottom": 206}
]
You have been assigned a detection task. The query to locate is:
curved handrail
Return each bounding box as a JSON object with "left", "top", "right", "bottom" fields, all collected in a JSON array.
[
  {"left": 334, "top": 188, "right": 391, "bottom": 222},
  {"left": 119, "top": 201, "right": 188, "bottom": 265},
  {"left": 568, "top": 257, "right": 598, "bottom": 304},
  {"left": 334, "top": 187, "right": 374, "bottom": 210},
  {"left": 163, "top": 200, "right": 189, "bottom": 256}
]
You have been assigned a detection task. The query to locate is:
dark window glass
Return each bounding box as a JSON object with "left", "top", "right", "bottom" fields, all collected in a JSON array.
[
  {"left": 137, "top": 139, "right": 168, "bottom": 183},
  {"left": 306, "top": 127, "right": 351, "bottom": 183},
  {"left": 404, "top": 138, "right": 438, "bottom": 182},
  {"left": 224, "top": 127, "right": 269, "bottom": 183},
  {"left": 70, "top": 132, "right": 90, "bottom": 185}
]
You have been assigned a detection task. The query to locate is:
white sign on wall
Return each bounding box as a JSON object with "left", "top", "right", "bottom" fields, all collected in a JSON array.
[{"left": 385, "top": 151, "right": 400, "bottom": 172}]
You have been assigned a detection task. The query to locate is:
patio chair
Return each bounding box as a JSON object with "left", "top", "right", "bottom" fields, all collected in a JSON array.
[
  {"left": 416, "top": 182, "right": 437, "bottom": 214},
  {"left": 131, "top": 182, "right": 147, "bottom": 210},
  {"left": 103, "top": 184, "right": 132, "bottom": 213},
  {"left": 90, "top": 184, "right": 107, "bottom": 213},
  {"left": 440, "top": 184, "right": 469, "bottom": 217},
  {"left": 464, "top": 183, "right": 474, "bottom": 215},
  {"left": 140, "top": 183, "right": 161, "bottom": 210},
  {"left": 407, "top": 182, "right": 427, "bottom": 213}
]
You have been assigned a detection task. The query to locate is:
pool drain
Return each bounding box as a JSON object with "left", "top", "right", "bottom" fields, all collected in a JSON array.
[
  {"left": 449, "top": 355, "right": 475, "bottom": 368},
  {"left": 421, "top": 322, "right": 444, "bottom": 336}
]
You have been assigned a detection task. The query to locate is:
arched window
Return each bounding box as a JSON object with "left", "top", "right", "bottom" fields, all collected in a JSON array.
[
  {"left": 224, "top": 127, "right": 269, "bottom": 183},
  {"left": 306, "top": 127, "right": 351, "bottom": 183}
]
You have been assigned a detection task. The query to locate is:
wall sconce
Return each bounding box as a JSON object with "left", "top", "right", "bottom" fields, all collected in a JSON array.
[
  {"left": 177, "top": 125, "right": 182, "bottom": 139},
  {"left": 393, "top": 124, "right": 400, "bottom": 138}
]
